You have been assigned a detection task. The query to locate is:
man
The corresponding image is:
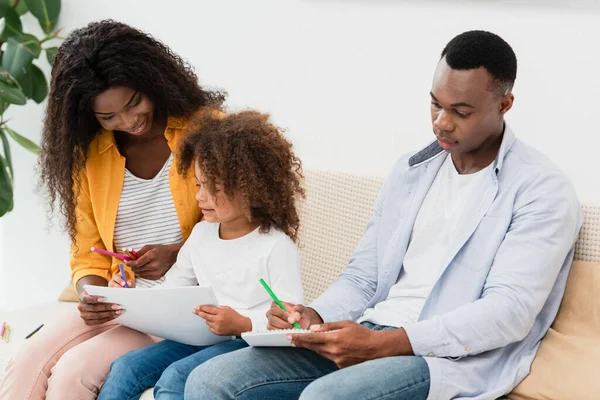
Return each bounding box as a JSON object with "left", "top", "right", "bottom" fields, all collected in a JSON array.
[{"left": 184, "top": 31, "right": 582, "bottom": 400}]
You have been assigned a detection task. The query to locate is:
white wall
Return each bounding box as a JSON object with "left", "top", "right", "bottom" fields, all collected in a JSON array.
[
  {"left": 1, "top": 0, "right": 599, "bottom": 309},
  {"left": 0, "top": 12, "right": 71, "bottom": 310}
]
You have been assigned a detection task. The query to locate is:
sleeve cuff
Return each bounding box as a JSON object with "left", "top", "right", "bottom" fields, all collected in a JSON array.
[
  {"left": 72, "top": 268, "right": 111, "bottom": 288},
  {"left": 237, "top": 310, "right": 268, "bottom": 332},
  {"left": 403, "top": 317, "right": 447, "bottom": 357},
  {"left": 309, "top": 298, "right": 348, "bottom": 323}
]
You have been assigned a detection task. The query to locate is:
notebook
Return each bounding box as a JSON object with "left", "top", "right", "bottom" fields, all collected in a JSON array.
[
  {"left": 84, "top": 285, "right": 232, "bottom": 346},
  {"left": 242, "top": 329, "right": 335, "bottom": 347}
]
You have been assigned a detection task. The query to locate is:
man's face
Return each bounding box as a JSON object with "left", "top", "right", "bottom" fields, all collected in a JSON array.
[{"left": 429, "top": 57, "right": 513, "bottom": 154}]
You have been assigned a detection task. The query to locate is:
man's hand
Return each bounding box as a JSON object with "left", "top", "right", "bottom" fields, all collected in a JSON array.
[
  {"left": 266, "top": 302, "right": 323, "bottom": 330},
  {"left": 125, "top": 243, "right": 182, "bottom": 280},
  {"left": 288, "top": 320, "right": 414, "bottom": 368},
  {"left": 194, "top": 305, "right": 252, "bottom": 337}
]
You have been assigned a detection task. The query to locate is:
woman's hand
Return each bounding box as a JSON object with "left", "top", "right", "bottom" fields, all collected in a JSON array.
[
  {"left": 124, "top": 243, "right": 183, "bottom": 280},
  {"left": 108, "top": 272, "right": 135, "bottom": 288},
  {"left": 76, "top": 275, "right": 124, "bottom": 326},
  {"left": 194, "top": 306, "right": 252, "bottom": 337}
]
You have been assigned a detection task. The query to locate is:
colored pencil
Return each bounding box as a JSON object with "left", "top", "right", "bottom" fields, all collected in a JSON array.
[
  {"left": 90, "top": 247, "right": 131, "bottom": 261},
  {"left": 3, "top": 325, "right": 11, "bottom": 342},
  {"left": 25, "top": 324, "right": 44, "bottom": 339}
]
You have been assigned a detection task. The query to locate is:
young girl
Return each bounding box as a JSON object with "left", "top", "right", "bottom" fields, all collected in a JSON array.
[{"left": 98, "top": 111, "right": 305, "bottom": 400}]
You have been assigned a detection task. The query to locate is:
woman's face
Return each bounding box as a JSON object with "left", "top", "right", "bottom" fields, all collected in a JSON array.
[{"left": 92, "top": 86, "right": 155, "bottom": 136}]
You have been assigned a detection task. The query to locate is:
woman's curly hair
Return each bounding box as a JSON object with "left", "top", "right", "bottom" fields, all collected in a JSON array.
[
  {"left": 178, "top": 111, "right": 305, "bottom": 242},
  {"left": 38, "top": 20, "right": 225, "bottom": 242}
]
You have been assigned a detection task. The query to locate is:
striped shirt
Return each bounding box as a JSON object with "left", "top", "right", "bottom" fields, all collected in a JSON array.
[{"left": 113, "top": 153, "right": 183, "bottom": 288}]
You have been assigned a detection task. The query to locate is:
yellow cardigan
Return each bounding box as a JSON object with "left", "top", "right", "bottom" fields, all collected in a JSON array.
[{"left": 71, "top": 116, "right": 202, "bottom": 285}]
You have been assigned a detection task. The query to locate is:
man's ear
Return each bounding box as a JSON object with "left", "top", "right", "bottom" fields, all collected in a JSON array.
[{"left": 500, "top": 93, "right": 514, "bottom": 115}]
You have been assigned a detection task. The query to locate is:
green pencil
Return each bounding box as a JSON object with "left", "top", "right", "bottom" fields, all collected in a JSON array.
[{"left": 259, "top": 278, "right": 302, "bottom": 330}]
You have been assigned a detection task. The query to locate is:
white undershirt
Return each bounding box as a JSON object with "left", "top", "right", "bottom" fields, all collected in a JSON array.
[
  {"left": 359, "top": 155, "right": 492, "bottom": 327},
  {"left": 113, "top": 153, "right": 183, "bottom": 289},
  {"left": 160, "top": 221, "right": 304, "bottom": 331}
]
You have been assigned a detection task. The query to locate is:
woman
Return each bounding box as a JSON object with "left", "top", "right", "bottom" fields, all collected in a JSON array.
[{"left": 0, "top": 20, "right": 224, "bottom": 400}]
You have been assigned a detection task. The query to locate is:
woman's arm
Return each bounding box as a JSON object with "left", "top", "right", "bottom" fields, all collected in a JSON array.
[
  {"left": 75, "top": 275, "right": 108, "bottom": 298},
  {"left": 71, "top": 169, "right": 123, "bottom": 325},
  {"left": 71, "top": 168, "right": 114, "bottom": 285}
]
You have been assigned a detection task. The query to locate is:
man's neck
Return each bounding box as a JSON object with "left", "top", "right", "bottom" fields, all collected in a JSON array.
[{"left": 451, "top": 125, "right": 504, "bottom": 175}]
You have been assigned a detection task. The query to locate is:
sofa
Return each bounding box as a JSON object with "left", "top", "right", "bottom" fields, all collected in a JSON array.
[{"left": 1, "top": 170, "right": 599, "bottom": 399}]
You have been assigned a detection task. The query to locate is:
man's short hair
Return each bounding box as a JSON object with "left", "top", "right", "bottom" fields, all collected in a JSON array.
[{"left": 441, "top": 30, "right": 517, "bottom": 95}]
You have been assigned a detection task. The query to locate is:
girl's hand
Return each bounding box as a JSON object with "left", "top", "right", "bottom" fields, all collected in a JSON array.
[
  {"left": 194, "top": 306, "right": 252, "bottom": 337},
  {"left": 108, "top": 272, "right": 135, "bottom": 288},
  {"left": 125, "top": 243, "right": 182, "bottom": 280}
]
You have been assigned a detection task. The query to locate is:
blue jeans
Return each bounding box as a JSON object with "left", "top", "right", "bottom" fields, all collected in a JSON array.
[
  {"left": 98, "top": 338, "right": 248, "bottom": 400},
  {"left": 184, "top": 322, "right": 430, "bottom": 400}
]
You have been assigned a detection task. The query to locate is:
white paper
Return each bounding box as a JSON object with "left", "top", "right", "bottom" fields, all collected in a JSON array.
[
  {"left": 84, "top": 285, "right": 232, "bottom": 346},
  {"left": 242, "top": 329, "right": 325, "bottom": 347}
]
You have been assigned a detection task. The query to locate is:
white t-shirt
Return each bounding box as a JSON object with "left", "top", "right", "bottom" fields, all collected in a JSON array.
[
  {"left": 113, "top": 153, "right": 182, "bottom": 289},
  {"left": 160, "top": 221, "right": 304, "bottom": 331},
  {"left": 360, "top": 155, "right": 492, "bottom": 327}
]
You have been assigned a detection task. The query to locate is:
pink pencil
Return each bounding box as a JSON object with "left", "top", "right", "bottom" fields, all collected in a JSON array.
[
  {"left": 0, "top": 321, "right": 5, "bottom": 337},
  {"left": 90, "top": 247, "right": 131, "bottom": 261}
]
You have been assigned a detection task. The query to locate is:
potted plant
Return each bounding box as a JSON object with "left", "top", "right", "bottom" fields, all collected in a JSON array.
[{"left": 0, "top": 0, "right": 61, "bottom": 217}]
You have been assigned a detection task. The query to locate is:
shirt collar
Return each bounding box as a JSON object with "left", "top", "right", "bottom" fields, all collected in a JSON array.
[{"left": 408, "top": 123, "right": 516, "bottom": 175}]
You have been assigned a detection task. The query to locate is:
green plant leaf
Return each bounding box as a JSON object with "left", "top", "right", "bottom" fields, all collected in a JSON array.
[
  {"left": 0, "top": 154, "right": 14, "bottom": 216},
  {"left": 2, "top": 34, "right": 41, "bottom": 79},
  {"left": 0, "top": 66, "right": 22, "bottom": 87},
  {"left": 9, "top": 0, "right": 28, "bottom": 15},
  {"left": 45, "top": 46, "right": 57, "bottom": 65},
  {"left": 0, "top": 99, "right": 10, "bottom": 114},
  {"left": 0, "top": 68, "right": 17, "bottom": 110},
  {"left": 0, "top": 4, "right": 23, "bottom": 40},
  {"left": 0, "top": 128, "right": 13, "bottom": 180},
  {"left": 23, "top": 0, "right": 59, "bottom": 34},
  {"left": 30, "top": 64, "right": 47, "bottom": 103},
  {"left": 5, "top": 126, "right": 39, "bottom": 154},
  {"left": 17, "top": 62, "right": 46, "bottom": 103},
  {"left": 0, "top": 80, "right": 26, "bottom": 104}
]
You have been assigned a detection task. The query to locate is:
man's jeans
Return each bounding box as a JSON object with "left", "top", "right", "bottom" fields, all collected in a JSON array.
[{"left": 184, "top": 322, "right": 430, "bottom": 400}]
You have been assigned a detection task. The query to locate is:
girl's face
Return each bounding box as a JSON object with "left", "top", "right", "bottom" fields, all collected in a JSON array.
[
  {"left": 92, "top": 86, "right": 155, "bottom": 136},
  {"left": 194, "top": 161, "right": 249, "bottom": 225}
]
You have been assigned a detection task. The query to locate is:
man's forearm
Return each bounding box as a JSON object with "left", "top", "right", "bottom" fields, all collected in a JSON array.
[{"left": 375, "top": 328, "right": 415, "bottom": 358}]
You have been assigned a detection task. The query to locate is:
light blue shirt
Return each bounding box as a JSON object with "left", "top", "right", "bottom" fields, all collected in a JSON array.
[{"left": 310, "top": 125, "right": 582, "bottom": 400}]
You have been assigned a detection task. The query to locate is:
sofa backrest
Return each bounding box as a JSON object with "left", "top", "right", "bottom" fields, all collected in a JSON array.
[
  {"left": 296, "top": 170, "right": 384, "bottom": 303},
  {"left": 575, "top": 202, "right": 600, "bottom": 263},
  {"left": 297, "top": 170, "right": 600, "bottom": 304}
]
